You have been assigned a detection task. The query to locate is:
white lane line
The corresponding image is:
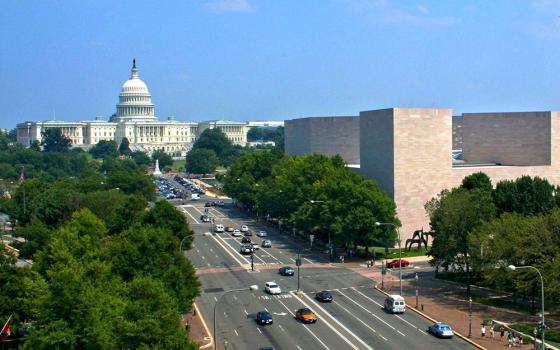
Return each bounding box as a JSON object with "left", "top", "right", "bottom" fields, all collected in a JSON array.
[
  {"left": 331, "top": 298, "right": 389, "bottom": 342},
  {"left": 211, "top": 235, "right": 246, "bottom": 267},
  {"left": 244, "top": 309, "right": 248, "bottom": 316},
  {"left": 276, "top": 299, "right": 330, "bottom": 350},
  {"left": 259, "top": 246, "right": 281, "bottom": 262},
  {"left": 293, "top": 292, "right": 369, "bottom": 350},
  {"left": 215, "top": 255, "right": 219, "bottom": 258},
  {"left": 233, "top": 295, "right": 237, "bottom": 301},
  {"left": 215, "top": 234, "right": 252, "bottom": 264},
  {"left": 182, "top": 207, "right": 200, "bottom": 224},
  {"left": 207, "top": 263, "right": 211, "bottom": 267},
  {"left": 345, "top": 288, "right": 405, "bottom": 335},
  {"left": 201, "top": 256, "right": 206, "bottom": 260},
  {"left": 196, "top": 249, "right": 200, "bottom": 253},
  {"left": 214, "top": 297, "right": 218, "bottom": 302},
  {"left": 257, "top": 327, "right": 262, "bottom": 334},
  {"left": 290, "top": 258, "right": 296, "bottom": 262},
  {"left": 278, "top": 324, "right": 285, "bottom": 332},
  {"left": 234, "top": 329, "right": 239, "bottom": 336},
  {"left": 304, "top": 258, "right": 314, "bottom": 264},
  {"left": 297, "top": 346, "right": 302, "bottom": 350}
]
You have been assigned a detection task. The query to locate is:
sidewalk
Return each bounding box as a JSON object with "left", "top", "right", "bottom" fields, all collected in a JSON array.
[{"left": 351, "top": 264, "right": 536, "bottom": 350}]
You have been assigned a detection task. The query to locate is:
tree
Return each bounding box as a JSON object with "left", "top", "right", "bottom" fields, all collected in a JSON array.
[
  {"left": 426, "top": 188, "right": 496, "bottom": 298},
  {"left": 106, "top": 168, "right": 155, "bottom": 201},
  {"left": 40, "top": 128, "right": 72, "bottom": 152},
  {"left": 118, "top": 137, "right": 131, "bottom": 156},
  {"left": 142, "top": 200, "right": 194, "bottom": 247},
  {"left": 185, "top": 148, "right": 219, "bottom": 175},
  {"left": 493, "top": 176, "right": 556, "bottom": 215},
  {"left": 130, "top": 151, "right": 151, "bottom": 167},
  {"left": 29, "top": 140, "right": 41, "bottom": 151},
  {"left": 461, "top": 172, "right": 492, "bottom": 192},
  {"left": 152, "top": 149, "right": 173, "bottom": 169},
  {"left": 193, "top": 128, "right": 233, "bottom": 161},
  {"left": 89, "top": 140, "right": 119, "bottom": 159}
]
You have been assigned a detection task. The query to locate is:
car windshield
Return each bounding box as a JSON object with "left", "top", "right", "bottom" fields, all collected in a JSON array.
[
  {"left": 440, "top": 325, "right": 451, "bottom": 330},
  {"left": 300, "top": 309, "right": 313, "bottom": 315},
  {"left": 269, "top": 284, "right": 278, "bottom": 288}
]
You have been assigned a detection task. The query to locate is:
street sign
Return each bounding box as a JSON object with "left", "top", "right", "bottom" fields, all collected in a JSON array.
[{"left": 296, "top": 258, "right": 302, "bottom": 266}]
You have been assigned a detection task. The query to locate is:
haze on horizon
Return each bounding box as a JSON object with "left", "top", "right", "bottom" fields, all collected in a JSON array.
[{"left": 1, "top": 0, "right": 560, "bottom": 128}]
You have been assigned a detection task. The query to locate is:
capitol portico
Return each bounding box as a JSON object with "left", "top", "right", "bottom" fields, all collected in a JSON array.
[{"left": 16, "top": 60, "right": 261, "bottom": 155}]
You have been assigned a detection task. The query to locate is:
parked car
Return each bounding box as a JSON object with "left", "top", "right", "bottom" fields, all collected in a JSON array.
[
  {"left": 278, "top": 266, "right": 294, "bottom": 276},
  {"left": 428, "top": 323, "right": 454, "bottom": 338},
  {"left": 264, "top": 282, "right": 281, "bottom": 295},
  {"left": 257, "top": 230, "right": 267, "bottom": 237},
  {"left": 261, "top": 240, "right": 272, "bottom": 248},
  {"left": 256, "top": 311, "right": 273, "bottom": 325},
  {"left": 295, "top": 308, "right": 317, "bottom": 323},
  {"left": 386, "top": 259, "right": 410, "bottom": 268},
  {"left": 315, "top": 291, "right": 333, "bottom": 302}
]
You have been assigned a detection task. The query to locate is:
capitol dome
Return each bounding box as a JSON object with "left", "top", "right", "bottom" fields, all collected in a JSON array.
[{"left": 111, "top": 59, "right": 157, "bottom": 122}]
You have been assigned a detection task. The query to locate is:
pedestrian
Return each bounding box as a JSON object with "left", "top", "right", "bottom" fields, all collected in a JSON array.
[
  {"left": 507, "top": 331, "right": 513, "bottom": 347},
  {"left": 517, "top": 333, "right": 523, "bottom": 345},
  {"left": 489, "top": 323, "right": 495, "bottom": 339},
  {"left": 366, "top": 260, "right": 370, "bottom": 268},
  {"left": 500, "top": 327, "right": 505, "bottom": 342},
  {"left": 481, "top": 325, "right": 486, "bottom": 337}
]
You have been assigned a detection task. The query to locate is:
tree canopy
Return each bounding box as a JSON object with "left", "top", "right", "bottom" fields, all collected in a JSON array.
[
  {"left": 192, "top": 128, "right": 233, "bottom": 163},
  {"left": 185, "top": 148, "right": 219, "bottom": 175},
  {"left": 89, "top": 140, "right": 119, "bottom": 159},
  {"left": 40, "top": 128, "right": 72, "bottom": 152},
  {"left": 152, "top": 149, "right": 173, "bottom": 169},
  {"left": 118, "top": 137, "right": 131, "bottom": 155}
]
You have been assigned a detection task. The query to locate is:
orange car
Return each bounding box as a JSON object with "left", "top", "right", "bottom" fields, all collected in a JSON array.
[{"left": 295, "top": 308, "right": 317, "bottom": 324}]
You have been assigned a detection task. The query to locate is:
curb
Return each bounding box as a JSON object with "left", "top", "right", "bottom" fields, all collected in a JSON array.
[
  {"left": 193, "top": 302, "right": 214, "bottom": 349},
  {"left": 374, "top": 286, "right": 489, "bottom": 350}
]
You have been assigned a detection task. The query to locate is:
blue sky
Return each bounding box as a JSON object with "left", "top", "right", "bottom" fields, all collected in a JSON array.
[{"left": 1, "top": 0, "right": 560, "bottom": 128}]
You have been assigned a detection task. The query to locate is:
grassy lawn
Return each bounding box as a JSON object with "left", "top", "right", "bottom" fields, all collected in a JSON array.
[{"left": 172, "top": 159, "right": 185, "bottom": 172}]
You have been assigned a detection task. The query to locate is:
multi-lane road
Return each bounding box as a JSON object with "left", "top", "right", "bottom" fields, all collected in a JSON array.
[{"left": 179, "top": 194, "right": 474, "bottom": 350}]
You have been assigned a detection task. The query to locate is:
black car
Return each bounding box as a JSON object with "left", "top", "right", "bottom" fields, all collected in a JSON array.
[
  {"left": 279, "top": 266, "right": 295, "bottom": 276},
  {"left": 241, "top": 236, "right": 251, "bottom": 244},
  {"left": 315, "top": 290, "right": 333, "bottom": 302},
  {"left": 204, "top": 202, "right": 212, "bottom": 207},
  {"left": 256, "top": 311, "right": 273, "bottom": 325}
]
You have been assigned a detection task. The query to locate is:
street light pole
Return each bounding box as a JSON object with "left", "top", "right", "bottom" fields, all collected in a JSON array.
[
  {"left": 375, "top": 222, "right": 402, "bottom": 296},
  {"left": 468, "top": 297, "right": 472, "bottom": 338},
  {"left": 508, "top": 265, "right": 545, "bottom": 350},
  {"left": 214, "top": 285, "right": 258, "bottom": 350}
]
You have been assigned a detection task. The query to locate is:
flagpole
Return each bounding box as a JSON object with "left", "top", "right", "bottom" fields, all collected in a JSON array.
[{"left": 0, "top": 313, "right": 12, "bottom": 337}]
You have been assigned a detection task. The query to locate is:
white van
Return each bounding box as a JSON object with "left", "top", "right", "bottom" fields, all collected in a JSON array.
[
  {"left": 214, "top": 224, "right": 224, "bottom": 233},
  {"left": 191, "top": 193, "right": 200, "bottom": 200},
  {"left": 384, "top": 295, "right": 406, "bottom": 314}
]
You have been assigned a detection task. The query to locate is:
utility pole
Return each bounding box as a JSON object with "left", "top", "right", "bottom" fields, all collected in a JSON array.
[
  {"left": 415, "top": 272, "right": 419, "bottom": 308},
  {"left": 296, "top": 253, "right": 302, "bottom": 293},
  {"left": 468, "top": 297, "right": 473, "bottom": 338}
]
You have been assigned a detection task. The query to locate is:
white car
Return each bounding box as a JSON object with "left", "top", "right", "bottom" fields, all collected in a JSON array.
[
  {"left": 257, "top": 230, "right": 267, "bottom": 237},
  {"left": 240, "top": 225, "right": 249, "bottom": 232},
  {"left": 232, "top": 229, "right": 243, "bottom": 237},
  {"left": 251, "top": 243, "right": 260, "bottom": 251},
  {"left": 264, "top": 282, "right": 281, "bottom": 295}
]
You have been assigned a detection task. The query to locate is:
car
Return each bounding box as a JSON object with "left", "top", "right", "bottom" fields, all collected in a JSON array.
[
  {"left": 261, "top": 240, "right": 272, "bottom": 248},
  {"left": 200, "top": 215, "right": 210, "bottom": 222},
  {"left": 240, "top": 225, "right": 249, "bottom": 232},
  {"left": 256, "top": 311, "right": 273, "bottom": 325},
  {"left": 428, "top": 323, "right": 454, "bottom": 338},
  {"left": 251, "top": 243, "right": 260, "bottom": 250},
  {"left": 204, "top": 202, "right": 212, "bottom": 207},
  {"left": 384, "top": 295, "right": 406, "bottom": 314},
  {"left": 264, "top": 282, "right": 281, "bottom": 295},
  {"left": 232, "top": 230, "right": 243, "bottom": 237},
  {"left": 278, "top": 266, "right": 294, "bottom": 276},
  {"left": 216, "top": 201, "right": 225, "bottom": 206},
  {"left": 240, "top": 245, "right": 253, "bottom": 255},
  {"left": 241, "top": 236, "right": 251, "bottom": 244},
  {"left": 258, "top": 348, "right": 274, "bottom": 350},
  {"left": 244, "top": 231, "right": 253, "bottom": 236},
  {"left": 214, "top": 224, "right": 224, "bottom": 233},
  {"left": 257, "top": 230, "right": 268, "bottom": 237},
  {"left": 315, "top": 291, "right": 333, "bottom": 302},
  {"left": 386, "top": 259, "right": 410, "bottom": 268},
  {"left": 295, "top": 308, "right": 317, "bottom": 323},
  {"left": 225, "top": 227, "right": 234, "bottom": 232}
]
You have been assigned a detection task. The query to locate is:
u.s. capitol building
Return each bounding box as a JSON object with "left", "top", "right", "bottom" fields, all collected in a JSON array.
[{"left": 16, "top": 60, "right": 272, "bottom": 155}]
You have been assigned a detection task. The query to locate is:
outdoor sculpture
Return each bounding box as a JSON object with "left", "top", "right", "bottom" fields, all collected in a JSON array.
[{"left": 405, "top": 228, "right": 431, "bottom": 250}]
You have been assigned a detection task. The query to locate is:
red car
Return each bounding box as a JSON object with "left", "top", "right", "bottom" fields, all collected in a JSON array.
[{"left": 386, "top": 259, "right": 410, "bottom": 268}]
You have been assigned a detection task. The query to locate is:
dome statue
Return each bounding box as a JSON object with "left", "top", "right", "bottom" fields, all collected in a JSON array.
[{"left": 111, "top": 59, "right": 157, "bottom": 122}]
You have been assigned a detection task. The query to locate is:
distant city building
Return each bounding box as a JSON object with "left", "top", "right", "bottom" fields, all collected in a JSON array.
[
  {"left": 15, "top": 60, "right": 274, "bottom": 155},
  {"left": 286, "top": 108, "right": 560, "bottom": 242},
  {"left": 247, "top": 121, "right": 284, "bottom": 128}
]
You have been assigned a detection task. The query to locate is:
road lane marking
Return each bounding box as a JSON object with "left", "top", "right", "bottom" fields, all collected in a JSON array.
[
  {"left": 293, "top": 292, "right": 367, "bottom": 350},
  {"left": 278, "top": 324, "right": 285, "bottom": 332},
  {"left": 331, "top": 299, "right": 389, "bottom": 342},
  {"left": 257, "top": 327, "right": 262, "bottom": 334},
  {"left": 244, "top": 309, "right": 248, "bottom": 315},
  {"left": 304, "top": 258, "right": 314, "bottom": 264},
  {"left": 297, "top": 346, "right": 302, "bottom": 350},
  {"left": 182, "top": 207, "right": 200, "bottom": 224},
  {"left": 211, "top": 235, "right": 246, "bottom": 267},
  {"left": 234, "top": 329, "right": 239, "bottom": 336},
  {"left": 276, "top": 299, "right": 330, "bottom": 350},
  {"left": 214, "top": 297, "right": 218, "bottom": 302},
  {"left": 346, "top": 288, "right": 406, "bottom": 336}
]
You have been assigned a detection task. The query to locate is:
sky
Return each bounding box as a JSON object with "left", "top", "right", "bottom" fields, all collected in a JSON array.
[{"left": 1, "top": 0, "right": 560, "bottom": 128}]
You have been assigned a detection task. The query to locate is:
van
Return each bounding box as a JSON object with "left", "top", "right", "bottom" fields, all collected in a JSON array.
[
  {"left": 214, "top": 224, "right": 224, "bottom": 233},
  {"left": 191, "top": 193, "right": 200, "bottom": 200},
  {"left": 384, "top": 295, "right": 406, "bottom": 314}
]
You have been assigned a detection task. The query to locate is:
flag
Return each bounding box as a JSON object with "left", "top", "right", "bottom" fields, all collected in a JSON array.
[
  {"left": 0, "top": 315, "right": 12, "bottom": 342},
  {"left": 18, "top": 167, "right": 24, "bottom": 184}
]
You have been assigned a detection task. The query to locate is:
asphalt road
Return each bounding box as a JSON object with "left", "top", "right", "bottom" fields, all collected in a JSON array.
[{"left": 177, "top": 192, "right": 474, "bottom": 350}]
